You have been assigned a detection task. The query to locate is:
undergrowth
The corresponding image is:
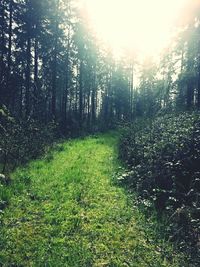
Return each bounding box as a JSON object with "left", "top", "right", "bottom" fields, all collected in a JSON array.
[
  {"left": 119, "top": 112, "right": 200, "bottom": 266},
  {"left": 0, "top": 132, "right": 184, "bottom": 266}
]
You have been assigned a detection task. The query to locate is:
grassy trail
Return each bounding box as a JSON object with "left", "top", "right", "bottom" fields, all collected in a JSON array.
[{"left": 0, "top": 133, "right": 181, "bottom": 266}]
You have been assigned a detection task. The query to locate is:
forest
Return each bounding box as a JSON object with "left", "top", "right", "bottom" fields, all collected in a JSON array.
[{"left": 0, "top": 0, "right": 200, "bottom": 266}]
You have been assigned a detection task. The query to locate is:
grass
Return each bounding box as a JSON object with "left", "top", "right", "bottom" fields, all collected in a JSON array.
[{"left": 0, "top": 132, "right": 184, "bottom": 266}]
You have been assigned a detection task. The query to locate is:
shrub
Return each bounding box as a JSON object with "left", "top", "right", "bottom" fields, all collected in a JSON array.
[
  {"left": 0, "top": 105, "right": 58, "bottom": 173},
  {"left": 118, "top": 112, "right": 200, "bottom": 264}
]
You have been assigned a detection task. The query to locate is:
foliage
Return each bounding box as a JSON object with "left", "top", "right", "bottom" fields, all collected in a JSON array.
[
  {"left": 0, "top": 0, "right": 133, "bottom": 136},
  {"left": 0, "top": 133, "right": 183, "bottom": 266},
  {"left": 0, "top": 105, "right": 57, "bottom": 173},
  {"left": 119, "top": 112, "right": 200, "bottom": 266}
]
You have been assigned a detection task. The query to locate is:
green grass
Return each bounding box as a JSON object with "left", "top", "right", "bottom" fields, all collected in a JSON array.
[{"left": 0, "top": 132, "right": 183, "bottom": 266}]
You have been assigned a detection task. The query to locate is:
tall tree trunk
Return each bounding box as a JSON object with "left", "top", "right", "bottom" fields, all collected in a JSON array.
[
  {"left": 197, "top": 42, "right": 200, "bottom": 109},
  {"left": 186, "top": 82, "right": 194, "bottom": 109},
  {"left": 87, "top": 90, "right": 90, "bottom": 127},
  {"left": 91, "top": 88, "right": 95, "bottom": 124},
  {"left": 33, "top": 26, "right": 38, "bottom": 115},
  {"left": 62, "top": 30, "right": 70, "bottom": 124},
  {"left": 7, "top": 0, "right": 12, "bottom": 76},
  {"left": 197, "top": 68, "right": 200, "bottom": 109},
  {"left": 7, "top": 0, "right": 13, "bottom": 107},
  {"left": 130, "top": 62, "right": 134, "bottom": 120},
  {"left": 79, "top": 59, "right": 83, "bottom": 127},
  {"left": 91, "top": 68, "right": 96, "bottom": 125},
  {"left": 0, "top": 0, "right": 5, "bottom": 103},
  {"left": 25, "top": 21, "right": 31, "bottom": 118},
  {"left": 52, "top": 1, "right": 59, "bottom": 119},
  {"left": 108, "top": 66, "right": 113, "bottom": 120},
  {"left": 75, "top": 69, "right": 79, "bottom": 116}
]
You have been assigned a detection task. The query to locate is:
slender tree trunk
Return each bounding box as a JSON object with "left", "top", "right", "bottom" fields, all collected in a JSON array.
[
  {"left": 108, "top": 65, "right": 113, "bottom": 120},
  {"left": 0, "top": 0, "right": 5, "bottom": 103},
  {"left": 87, "top": 90, "right": 90, "bottom": 127},
  {"left": 130, "top": 62, "right": 134, "bottom": 120},
  {"left": 5, "top": 0, "right": 13, "bottom": 108},
  {"left": 25, "top": 22, "right": 31, "bottom": 118},
  {"left": 104, "top": 89, "right": 108, "bottom": 123},
  {"left": 34, "top": 27, "right": 39, "bottom": 114},
  {"left": 79, "top": 59, "right": 83, "bottom": 127},
  {"left": 91, "top": 69, "right": 96, "bottom": 125},
  {"left": 52, "top": 1, "right": 59, "bottom": 119},
  {"left": 197, "top": 68, "right": 200, "bottom": 109},
  {"left": 62, "top": 30, "right": 70, "bottom": 124},
  {"left": 75, "top": 70, "right": 79, "bottom": 115},
  {"left": 186, "top": 82, "right": 194, "bottom": 109},
  {"left": 91, "top": 88, "right": 95, "bottom": 124},
  {"left": 7, "top": 0, "right": 12, "bottom": 75},
  {"left": 197, "top": 42, "right": 200, "bottom": 109},
  {"left": 19, "top": 85, "right": 23, "bottom": 117}
]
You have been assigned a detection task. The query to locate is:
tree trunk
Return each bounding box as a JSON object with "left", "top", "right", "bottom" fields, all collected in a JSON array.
[
  {"left": 7, "top": 0, "right": 13, "bottom": 107},
  {"left": 91, "top": 77, "right": 96, "bottom": 125},
  {"left": 130, "top": 62, "right": 134, "bottom": 120},
  {"left": 186, "top": 82, "right": 194, "bottom": 109},
  {"left": 7, "top": 0, "right": 12, "bottom": 75},
  {"left": 33, "top": 27, "right": 39, "bottom": 115},
  {"left": 52, "top": 1, "right": 59, "bottom": 119},
  {"left": 197, "top": 69, "right": 200, "bottom": 109},
  {"left": 25, "top": 21, "right": 31, "bottom": 118},
  {"left": 62, "top": 31, "right": 70, "bottom": 124},
  {"left": 0, "top": 0, "right": 5, "bottom": 103},
  {"left": 79, "top": 59, "right": 83, "bottom": 127}
]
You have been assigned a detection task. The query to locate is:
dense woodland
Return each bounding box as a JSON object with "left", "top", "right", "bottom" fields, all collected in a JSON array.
[
  {"left": 0, "top": 0, "right": 199, "bottom": 130},
  {"left": 1, "top": 0, "right": 200, "bottom": 265},
  {"left": 0, "top": 0, "right": 132, "bottom": 133},
  {"left": 0, "top": 1, "right": 200, "bottom": 131},
  {"left": 0, "top": 0, "right": 138, "bottom": 170}
]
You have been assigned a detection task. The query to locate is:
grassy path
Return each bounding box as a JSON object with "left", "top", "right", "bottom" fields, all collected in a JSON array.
[{"left": 0, "top": 133, "right": 181, "bottom": 266}]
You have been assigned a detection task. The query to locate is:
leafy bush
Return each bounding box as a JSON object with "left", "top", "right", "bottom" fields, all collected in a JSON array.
[
  {"left": 0, "top": 105, "right": 58, "bottom": 173},
  {"left": 0, "top": 106, "right": 59, "bottom": 213},
  {"left": 119, "top": 112, "right": 200, "bottom": 265}
]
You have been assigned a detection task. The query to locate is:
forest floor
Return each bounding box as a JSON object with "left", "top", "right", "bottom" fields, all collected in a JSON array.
[{"left": 0, "top": 132, "right": 183, "bottom": 266}]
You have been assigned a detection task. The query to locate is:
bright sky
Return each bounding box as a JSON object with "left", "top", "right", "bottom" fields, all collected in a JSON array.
[{"left": 84, "top": 0, "right": 192, "bottom": 58}]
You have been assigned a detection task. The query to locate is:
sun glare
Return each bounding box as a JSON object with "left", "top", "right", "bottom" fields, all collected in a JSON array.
[{"left": 85, "top": 0, "right": 190, "bottom": 58}]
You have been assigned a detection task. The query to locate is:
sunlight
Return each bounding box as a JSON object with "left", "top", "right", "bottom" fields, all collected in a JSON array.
[{"left": 85, "top": 0, "right": 189, "bottom": 58}]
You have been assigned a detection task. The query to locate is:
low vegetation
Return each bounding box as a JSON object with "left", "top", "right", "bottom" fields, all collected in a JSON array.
[
  {"left": 119, "top": 112, "right": 200, "bottom": 266},
  {"left": 0, "top": 133, "right": 184, "bottom": 266},
  {"left": 0, "top": 105, "right": 57, "bottom": 173}
]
